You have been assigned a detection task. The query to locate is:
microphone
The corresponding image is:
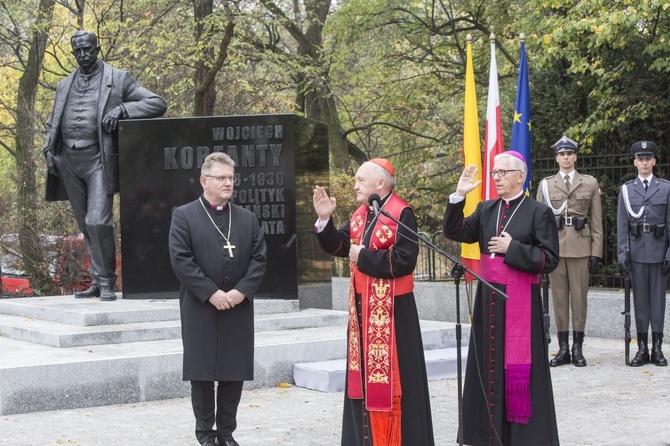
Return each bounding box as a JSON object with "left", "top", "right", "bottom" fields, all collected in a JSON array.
[{"left": 368, "top": 193, "right": 382, "bottom": 217}]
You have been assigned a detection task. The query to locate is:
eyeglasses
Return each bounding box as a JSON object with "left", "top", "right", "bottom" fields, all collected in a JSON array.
[
  {"left": 204, "top": 174, "right": 235, "bottom": 183},
  {"left": 490, "top": 169, "right": 521, "bottom": 178}
]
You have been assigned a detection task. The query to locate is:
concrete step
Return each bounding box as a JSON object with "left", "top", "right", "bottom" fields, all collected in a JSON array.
[
  {"left": 0, "top": 296, "right": 468, "bottom": 415},
  {"left": 0, "top": 295, "right": 298, "bottom": 326},
  {"left": 256, "top": 308, "right": 349, "bottom": 332},
  {"left": 0, "top": 312, "right": 182, "bottom": 347},
  {"left": 0, "top": 302, "right": 346, "bottom": 347},
  {"left": 293, "top": 347, "right": 469, "bottom": 393},
  {"left": 252, "top": 319, "right": 466, "bottom": 394}
]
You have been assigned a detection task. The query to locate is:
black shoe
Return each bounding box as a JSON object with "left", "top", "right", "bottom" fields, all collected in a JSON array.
[
  {"left": 550, "top": 331, "right": 571, "bottom": 367},
  {"left": 572, "top": 353, "right": 587, "bottom": 367},
  {"left": 74, "top": 285, "right": 100, "bottom": 298},
  {"left": 631, "top": 349, "right": 650, "bottom": 366},
  {"left": 201, "top": 442, "right": 216, "bottom": 446},
  {"left": 550, "top": 349, "right": 571, "bottom": 366},
  {"left": 99, "top": 287, "right": 117, "bottom": 301},
  {"left": 631, "top": 332, "right": 650, "bottom": 367},
  {"left": 651, "top": 350, "right": 667, "bottom": 366},
  {"left": 651, "top": 332, "right": 668, "bottom": 366},
  {"left": 220, "top": 440, "right": 239, "bottom": 446},
  {"left": 572, "top": 331, "right": 587, "bottom": 367}
]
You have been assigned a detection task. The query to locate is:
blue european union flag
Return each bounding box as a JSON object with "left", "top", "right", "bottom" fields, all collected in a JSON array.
[{"left": 510, "top": 40, "right": 531, "bottom": 194}]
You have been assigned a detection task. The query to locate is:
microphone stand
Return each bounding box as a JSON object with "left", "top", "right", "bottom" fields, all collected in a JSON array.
[
  {"left": 376, "top": 208, "right": 507, "bottom": 446},
  {"left": 451, "top": 262, "right": 465, "bottom": 446}
]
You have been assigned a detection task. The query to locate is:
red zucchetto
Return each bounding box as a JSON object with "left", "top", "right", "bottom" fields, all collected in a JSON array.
[{"left": 369, "top": 158, "right": 395, "bottom": 177}]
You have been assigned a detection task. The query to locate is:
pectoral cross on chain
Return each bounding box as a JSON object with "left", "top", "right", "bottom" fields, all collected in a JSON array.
[{"left": 223, "top": 240, "right": 236, "bottom": 257}]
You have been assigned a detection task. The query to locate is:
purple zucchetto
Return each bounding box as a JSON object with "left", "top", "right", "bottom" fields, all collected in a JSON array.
[{"left": 505, "top": 150, "right": 527, "bottom": 164}]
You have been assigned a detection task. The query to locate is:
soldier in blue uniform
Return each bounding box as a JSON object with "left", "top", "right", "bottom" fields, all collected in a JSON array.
[{"left": 617, "top": 141, "right": 669, "bottom": 367}]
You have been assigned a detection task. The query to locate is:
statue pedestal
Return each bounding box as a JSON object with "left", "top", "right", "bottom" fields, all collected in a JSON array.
[{"left": 118, "top": 114, "right": 330, "bottom": 301}]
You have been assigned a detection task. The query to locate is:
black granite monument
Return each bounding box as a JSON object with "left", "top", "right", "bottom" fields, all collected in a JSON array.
[{"left": 118, "top": 114, "right": 331, "bottom": 303}]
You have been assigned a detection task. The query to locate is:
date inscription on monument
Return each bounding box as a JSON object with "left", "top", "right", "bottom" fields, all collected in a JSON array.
[{"left": 119, "top": 114, "right": 329, "bottom": 300}]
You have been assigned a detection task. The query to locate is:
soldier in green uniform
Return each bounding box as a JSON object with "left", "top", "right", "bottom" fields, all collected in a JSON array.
[{"left": 537, "top": 136, "right": 603, "bottom": 367}]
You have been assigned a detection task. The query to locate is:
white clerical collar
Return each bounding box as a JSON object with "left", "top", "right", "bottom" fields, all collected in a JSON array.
[
  {"left": 638, "top": 174, "right": 654, "bottom": 183},
  {"left": 201, "top": 195, "right": 229, "bottom": 211},
  {"left": 502, "top": 189, "right": 525, "bottom": 205}
]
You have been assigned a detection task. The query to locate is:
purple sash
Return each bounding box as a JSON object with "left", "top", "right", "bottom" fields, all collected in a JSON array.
[{"left": 480, "top": 255, "right": 538, "bottom": 424}]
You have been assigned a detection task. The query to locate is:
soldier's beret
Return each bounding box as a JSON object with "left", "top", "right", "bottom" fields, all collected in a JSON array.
[
  {"left": 630, "top": 141, "right": 657, "bottom": 157},
  {"left": 551, "top": 136, "right": 578, "bottom": 153}
]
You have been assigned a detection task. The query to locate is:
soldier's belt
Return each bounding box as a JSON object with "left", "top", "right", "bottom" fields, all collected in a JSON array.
[
  {"left": 630, "top": 222, "right": 665, "bottom": 238},
  {"left": 555, "top": 215, "right": 587, "bottom": 230}
]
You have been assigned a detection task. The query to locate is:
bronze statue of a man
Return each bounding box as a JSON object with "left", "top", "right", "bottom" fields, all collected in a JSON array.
[{"left": 43, "top": 30, "right": 167, "bottom": 300}]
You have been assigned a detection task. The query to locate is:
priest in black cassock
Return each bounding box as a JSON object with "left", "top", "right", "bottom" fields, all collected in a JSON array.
[
  {"left": 443, "top": 151, "right": 560, "bottom": 446},
  {"left": 313, "top": 158, "right": 434, "bottom": 446},
  {"left": 169, "top": 152, "right": 267, "bottom": 446}
]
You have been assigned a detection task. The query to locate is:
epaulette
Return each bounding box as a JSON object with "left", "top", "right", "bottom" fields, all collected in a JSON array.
[
  {"left": 624, "top": 179, "right": 635, "bottom": 185},
  {"left": 657, "top": 178, "right": 670, "bottom": 185}
]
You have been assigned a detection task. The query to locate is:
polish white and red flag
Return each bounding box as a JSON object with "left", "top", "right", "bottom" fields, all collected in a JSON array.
[{"left": 483, "top": 34, "right": 504, "bottom": 200}]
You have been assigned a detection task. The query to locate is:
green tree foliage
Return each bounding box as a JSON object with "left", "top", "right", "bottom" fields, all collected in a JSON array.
[
  {"left": 0, "top": 0, "right": 60, "bottom": 295},
  {"left": 2, "top": 0, "right": 670, "bottom": 292},
  {"left": 243, "top": 0, "right": 369, "bottom": 171},
  {"left": 325, "top": 0, "right": 528, "bottom": 227},
  {"left": 526, "top": 0, "right": 670, "bottom": 157},
  {"left": 521, "top": 1, "right": 670, "bottom": 279}
]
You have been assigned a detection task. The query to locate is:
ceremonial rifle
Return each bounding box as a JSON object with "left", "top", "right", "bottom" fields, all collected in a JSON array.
[
  {"left": 623, "top": 273, "right": 631, "bottom": 366},
  {"left": 541, "top": 273, "right": 551, "bottom": 344},
  {"left": 622, "top": 250, "right": 632, "bottom": 366},
  {"left": 621, "top": 189, "right": 633, "bottom": 366}
]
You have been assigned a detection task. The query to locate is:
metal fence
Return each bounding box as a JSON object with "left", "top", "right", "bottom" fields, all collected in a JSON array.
[
  {"left": 327, "top": 230, "right": 461, "bottom": 281},
  {"left": 328, "top": 230, "right": 462, "bottom": 282},
  {"left": 533, "top": 153, "right": 670, "bottom": 289}
]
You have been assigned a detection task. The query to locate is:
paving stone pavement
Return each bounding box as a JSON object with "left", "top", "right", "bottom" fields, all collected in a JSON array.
[{"left": 1, "top": 337, "right": 669, "bottom": 445}]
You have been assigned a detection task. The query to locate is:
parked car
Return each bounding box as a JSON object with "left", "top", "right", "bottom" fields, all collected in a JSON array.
[
  {"left": 0, "top": 259, "right": 34, "bottom": 296},
  {"left": 0, "top": 234, "right": 93, "bottom": 297}
]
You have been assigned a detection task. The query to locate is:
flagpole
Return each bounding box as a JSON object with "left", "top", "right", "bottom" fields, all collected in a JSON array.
[
  {"left": 510, "top": 32, "right": 532, "bottom": 194},
  {"left": 461, "top": 33, "right": 482, "bottom": 281},
  {"left": 483, "top": 33, "right": 503, "bottom": 202}
]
